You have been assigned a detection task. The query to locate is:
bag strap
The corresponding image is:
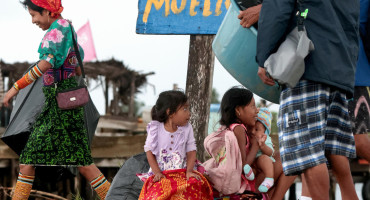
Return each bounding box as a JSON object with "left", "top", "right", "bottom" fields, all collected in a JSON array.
[
  {"left": 69, "top": 23, "right": 85, "bottom": 79},
  {"left": 230, "top": 123, "right": 247, "bottom": 131},
  {"left": 53, "top": 21, "right": 86, "bottom": 88}
]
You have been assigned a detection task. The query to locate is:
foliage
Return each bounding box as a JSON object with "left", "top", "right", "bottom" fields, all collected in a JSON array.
[
  {"left": 211, "top": 88, "right": 220, "bottom": 104},
  {"left": 72, "top": 191, "right": 99, "bottom": 200},
  {"left": 271, "top": 111, "right": 278, "bottom": 134},
  {"left": 71, "top": 192, "right": 84, "bottom": 200},
  {"left": 135, "top": 99, "right": 145, "bottom": 117}
]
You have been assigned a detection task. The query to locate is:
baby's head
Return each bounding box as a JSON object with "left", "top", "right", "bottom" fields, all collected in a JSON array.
[
  {"left": 151, "top": 90, "right": 190, "bottom": 126},
  {"left": 255, "top": 108, "right": 272, "bottom": 136}
]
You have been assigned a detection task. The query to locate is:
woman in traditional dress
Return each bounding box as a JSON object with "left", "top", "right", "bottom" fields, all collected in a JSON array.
[{"left": 2, "top": 0, "right": 110, "bottom": 199}]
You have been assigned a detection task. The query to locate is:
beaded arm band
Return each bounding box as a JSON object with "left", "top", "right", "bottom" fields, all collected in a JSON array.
[{"left": 13, "top": 64, "right": 43, "bottom": 91}]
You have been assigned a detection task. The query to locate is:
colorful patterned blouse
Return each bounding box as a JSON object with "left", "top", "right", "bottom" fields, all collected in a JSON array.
[{"left": 38, "top": 19, "right": 84, "bottom": 86}]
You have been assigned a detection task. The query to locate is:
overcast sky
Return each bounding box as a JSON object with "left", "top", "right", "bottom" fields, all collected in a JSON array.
[{"left": 0, "top": 0, "right": 279, "bottom": 114}]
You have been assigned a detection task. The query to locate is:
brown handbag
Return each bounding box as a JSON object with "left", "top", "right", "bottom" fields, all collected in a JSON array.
[
  {"left": 56, "top": 86, "right": 89, "bottom": 110},
  {"left": 55, "top": 23, "right": 89, "bottom": 110}
]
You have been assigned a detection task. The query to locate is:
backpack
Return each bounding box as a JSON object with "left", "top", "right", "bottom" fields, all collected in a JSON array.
[{"left": 202, "top": 124, "right": 253, "bottom": 195}]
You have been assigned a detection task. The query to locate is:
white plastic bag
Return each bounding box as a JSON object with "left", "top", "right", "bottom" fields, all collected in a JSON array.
[{"left": 264, "top": 26, "right": 314, "bottom": 88}]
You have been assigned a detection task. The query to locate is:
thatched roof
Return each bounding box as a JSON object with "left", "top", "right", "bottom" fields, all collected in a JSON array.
[
  {"left": 0, "top": 60, "right": 31, "bottom": 85},
  {"left": 0, "top": 58, "right": 154, "bottom": 116},
  {"left": 84, "top": 59, "right": 154, "bottom": 104},
  {"left": 0, "top": 58, "right": 153, "bottom": 84}
]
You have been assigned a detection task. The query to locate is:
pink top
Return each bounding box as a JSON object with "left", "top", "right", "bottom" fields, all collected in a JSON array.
[{"left": 144, "top": 121, "right": 197, "bottom": 161}]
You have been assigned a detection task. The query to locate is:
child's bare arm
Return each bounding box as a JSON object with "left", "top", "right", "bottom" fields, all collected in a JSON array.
[
  {"left": 185, "top": 150, "right": 201, "bottom": 180},
  {"left": 245, "top": 136, "right": 259, "bottom": 165},
  {"left": 146, "top": 151, "right": 161, "bottom": 174},
  {"left": 186, "top": 150, "right": 197, "bottom": 172},
  {"left": 234, "top": 126, "right": 248, "bottom": 166},
  {"left": 146, "top": 151, "right": 165, "bottom": 182}
]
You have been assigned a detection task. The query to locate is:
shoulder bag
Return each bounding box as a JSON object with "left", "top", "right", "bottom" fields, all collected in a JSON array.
[{"left": 55, "top": 23, "right": 89, "bottom": 110}]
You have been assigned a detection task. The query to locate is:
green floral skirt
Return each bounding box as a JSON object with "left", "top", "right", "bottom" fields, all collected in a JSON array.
[{"left": 19, "top": 77, "right": 93, "bottom": 166}]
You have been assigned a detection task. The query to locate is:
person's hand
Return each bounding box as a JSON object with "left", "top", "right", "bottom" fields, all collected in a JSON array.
[
  {"left": 2, "top": 87, "right": 19, "bottom": 107},
  {"left": 257, "top": 134, "right": 267, "bottom": 147},
  {"left": 258, "top": 67, "right": 275, "bottom": 86},
  {"left": 152, "top": 172, "right": 165, "bottom": 182},
  {"left": 237, "top": 4, "right": 262, "bottom": 28},
  {"left": 186, "top": 170, "right": 200, "bottom": 181}
]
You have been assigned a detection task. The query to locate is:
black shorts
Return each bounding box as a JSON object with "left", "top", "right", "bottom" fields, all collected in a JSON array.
[{"left": 348, "top": 86, "right": 370, "bottom": 134}]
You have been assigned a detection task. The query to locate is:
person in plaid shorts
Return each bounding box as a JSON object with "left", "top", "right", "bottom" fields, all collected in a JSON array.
[
  {"left": 255, "top": 0, "right": 360, "bottom": 199},
  {"left": 300, "top": 1, "right": 370, "bottom": 199}
]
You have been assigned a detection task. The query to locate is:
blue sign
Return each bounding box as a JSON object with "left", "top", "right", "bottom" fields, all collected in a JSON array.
[{"left": 136, "top": 0, "right": 231, "bottom": 34}]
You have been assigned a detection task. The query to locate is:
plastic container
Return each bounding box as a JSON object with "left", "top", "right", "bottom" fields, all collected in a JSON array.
[{"left": 212, "top": 0, "right": 281, "bottom": 104}]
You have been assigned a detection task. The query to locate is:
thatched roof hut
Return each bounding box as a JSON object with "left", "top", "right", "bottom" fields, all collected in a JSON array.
[{"left": 0, "top": 58, "right": 154, "bottom": 117}]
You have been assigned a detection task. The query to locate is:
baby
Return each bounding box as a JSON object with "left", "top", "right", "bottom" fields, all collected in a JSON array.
[{"left": 253, "top": 108, "right": 275, "bottom": 193}]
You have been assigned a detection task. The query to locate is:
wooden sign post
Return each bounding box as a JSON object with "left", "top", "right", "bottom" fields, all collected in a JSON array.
[
  {"left": 137, "top": 0, "right": 230, "bottom": 161},
  {"left": 185, "top": 35, "right": 214, "bottom": 161}
]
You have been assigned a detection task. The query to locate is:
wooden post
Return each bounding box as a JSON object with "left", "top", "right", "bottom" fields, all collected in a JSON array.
[
  {"left": 288, "top": 183, "right": 296, "bottom": 200},
  {"left": 0, "top": 65, "right": 4, "bottom": 127},
  {"left": 128, "top": 73, "right": 136, "bottom": 119},
  {"left": 329, "top": 175, "right": 336, "bottom": 200},
  {"left": 104, "top": 77, "right": 109, "bottom": 115},
  {"left": 185, "top": 35, "right": 215, "bottom": 162},
  {"left": 11, "top": 159, "right": 16, "bottom": 187},
  {"left": 112, "top": 82, "right": 119, "bottom": 115},
  {"left": 0, "top": 65, "right": 4, "bottom": 103}
]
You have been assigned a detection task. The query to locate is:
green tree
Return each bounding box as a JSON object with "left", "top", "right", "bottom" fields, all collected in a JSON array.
[
  {"left": 271, "top": 111, "right": 278, "bottom": 135},
  {"left": 211, "top": 88, "right": 220, "bottom": 104},
  {"left": 119, "top": 97, "right": 145, "bottom": 117},
  {"left": 135, "top": 100, "right": 145, "bottom": 117}
]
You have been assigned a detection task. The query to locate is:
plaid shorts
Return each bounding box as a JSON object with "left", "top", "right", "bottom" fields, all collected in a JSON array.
[
  {"left": 348, "top": 86, "right": 370, "bottom": 134},
  {"left": 278, "top": 80, "right": 356, "bottom": 176}
]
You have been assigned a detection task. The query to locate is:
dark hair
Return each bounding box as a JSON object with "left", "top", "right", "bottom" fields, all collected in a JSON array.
[
  {"left": 219, "top": 86, "right": 253, "bottom": 128},
  {"left": 21, "top": 0, "right": 45, "bottom": 15},
  {"left": 151, "top": 90, "right": 188, "bottom": 123}
]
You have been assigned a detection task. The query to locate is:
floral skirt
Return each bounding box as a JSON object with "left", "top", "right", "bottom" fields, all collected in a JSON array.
[
  {"left": 19, "top": 77, "right": 93, "bottom": 166},
  {"left": 139, "top": 169, "right": 213, "bottom": 200},
  {"left": 136, "top": 149, "right": 206, "bottom": 182}
]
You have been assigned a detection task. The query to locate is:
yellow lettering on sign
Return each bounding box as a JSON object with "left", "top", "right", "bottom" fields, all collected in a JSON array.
[
  {"left": 215, "top": 0, "right": 223, "bottom": 16},
  {"left": 143, "top": 0, "right": 170, "bottom": 23},
  {"left": 189, "top": 0, "right": 200, "bottom": 16},
  {"left": 224, "top": 0, "right": 230, "bottom": 10},
  {"left": 171, "top": 0, "right": 187, "bottom": 14},
  {"left": 142, "top": 0, "right": 231, "bottom": 21},
  {"left": 203, "top": 0, "right": 212, "bottom": 17}
]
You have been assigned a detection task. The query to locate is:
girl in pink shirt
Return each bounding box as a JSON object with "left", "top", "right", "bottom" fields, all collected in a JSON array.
[{"left": 138, "top": 90, "right": 212, "bottom": 200}]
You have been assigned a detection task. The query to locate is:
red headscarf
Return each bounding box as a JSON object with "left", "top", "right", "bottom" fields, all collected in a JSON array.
[{"left": 31, "top": 0, "right": 63, "bottom": 18}]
